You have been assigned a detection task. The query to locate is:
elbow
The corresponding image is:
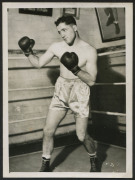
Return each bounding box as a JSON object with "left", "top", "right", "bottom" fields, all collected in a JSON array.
[
  {"left": 38, "top": 56, "right": 45, "bottom": 68},
  {"left": 38, "top": 64, "right": 42, "bottom": 69},
  {"left": 88, "top": 80, "right": 96, "bottom": 87},
  {"left": 38, "top": 61, "right": 43, "bottom": 69},
  {"left": 88, "top": 75, "right": 97, "bottom": 86},
  {"left": 34, "top": 63, "right": 42, "bottom": 69}
]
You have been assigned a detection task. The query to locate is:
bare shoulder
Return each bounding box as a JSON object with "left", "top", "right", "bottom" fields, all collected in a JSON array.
[
  {"left": 48, "top": 41, "right": 65, "bottom": 55},
  {"left": 50, "top": 41, "right": 65, "bottom": 48},
  {"left": 81, "top": 41, "right": 96, "bottom": 52},
  {"left": 80, "top": 40, "right": 97, "bottom": 59},
  {"left": 87, "top": 45, "right": 97, "bottom": 58}
]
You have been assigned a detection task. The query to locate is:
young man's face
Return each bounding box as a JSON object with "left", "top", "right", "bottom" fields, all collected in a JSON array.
[{"left": 56, "top": 22, "right": 77, "bottom": 45}]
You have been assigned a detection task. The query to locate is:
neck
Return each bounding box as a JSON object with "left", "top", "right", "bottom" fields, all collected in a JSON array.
[
  {"left": 69, "top": 32, "right": 80, "bottom": 46},
  {"left": 74, "top": 32, "right": 80, "bottom": 45}
]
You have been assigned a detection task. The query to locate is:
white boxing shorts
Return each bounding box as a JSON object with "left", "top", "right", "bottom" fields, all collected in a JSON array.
[{"left": 49, "top": 76, "right": 90, "bottom": 118}]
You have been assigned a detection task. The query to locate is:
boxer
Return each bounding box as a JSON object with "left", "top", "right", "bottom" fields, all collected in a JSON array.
[{"left": 18, "top": 15, "right": 98, "bottom": 172}]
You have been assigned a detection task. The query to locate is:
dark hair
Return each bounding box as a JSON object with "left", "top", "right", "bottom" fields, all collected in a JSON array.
[{"left": 55, "top": 15, "right": 77, "bottom": 26}]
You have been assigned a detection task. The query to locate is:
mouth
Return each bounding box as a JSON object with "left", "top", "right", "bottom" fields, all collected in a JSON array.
[{"left": 63, "top": 38, "right": 67, "bottom": 41}]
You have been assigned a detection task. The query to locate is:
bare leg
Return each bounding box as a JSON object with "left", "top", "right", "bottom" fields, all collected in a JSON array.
[
  {"left": 40, "top": 109, "right": 67, "bottom": 172},
  {"left": 112, "top": 8, "right": 120, "bottom": 34},
  {"left": 112, "top": 8, "right": 118, "bottom": 21},
  {"left": 75, "top": 116, "right": 98, "bottom": 172},
  {"left": 43, "top": 109, "right": 67, "bottom": 156},
  {"left": 104, "top": 8, "right": 111, "bottom": 16},
  {"left": 75, "top": 117, "right": 96, "bottom": 154},
  {"left": 104, "top": 8, "right": 115, "bottom": 26}
]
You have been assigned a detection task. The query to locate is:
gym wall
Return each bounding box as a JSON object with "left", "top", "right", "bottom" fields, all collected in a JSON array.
[
  {"left": 8, "top": 8, "right": 126, "bottom": 146},
  {"left": 8, "top": 8, "right": 125, "bottom": 49}
]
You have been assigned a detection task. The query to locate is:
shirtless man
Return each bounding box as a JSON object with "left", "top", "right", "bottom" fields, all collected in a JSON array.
[{"left": 18, "top": 15, "right": 98, "bottom": 172}]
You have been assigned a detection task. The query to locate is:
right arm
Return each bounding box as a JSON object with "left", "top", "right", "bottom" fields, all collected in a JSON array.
[
  {"left": 18, "top": 36, "right": 55, "bottom": 68},
  {"left": 28, "top": 46, "right": 55, "bottom": 68}
]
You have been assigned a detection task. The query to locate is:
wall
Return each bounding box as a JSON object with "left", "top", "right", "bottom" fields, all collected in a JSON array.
[{"left": 8, "top": 8, "right": 125, "bottom": 50}]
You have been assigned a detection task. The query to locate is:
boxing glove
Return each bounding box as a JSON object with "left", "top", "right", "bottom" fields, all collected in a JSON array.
[
  {"left": 60, "top": 52, "right": 81, "bottom": 75},
  {"left": 18, "top": 36, "right": 35, "bottom": 57}
]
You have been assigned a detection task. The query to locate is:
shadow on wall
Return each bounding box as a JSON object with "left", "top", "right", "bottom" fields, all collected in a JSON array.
[
  {"left": 91, "top": 55, "right": 126, "bottom": 113},
  {"left": 96, "top": 55, "right": 125, "bottom": 83},
  {"left": 47, "top": 68, "right": 60, "bottom": 85},
  {"left": 90, "top": 54, "right": 126, "bottom": 130},
  {"left": 88, "top": 54, "right": 126, "bottom": 169}
]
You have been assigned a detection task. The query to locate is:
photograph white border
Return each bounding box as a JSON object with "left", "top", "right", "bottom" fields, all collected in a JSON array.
[{"left": 3, "top": 2, "right": 133, "bottom": 178}]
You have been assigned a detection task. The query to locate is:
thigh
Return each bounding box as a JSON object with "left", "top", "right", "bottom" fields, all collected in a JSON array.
[
  {"left": 45, "top": 109, "right": 67, "bottom": 133},
  {"left": 69, "top": 79, "right": 90, "bottom": 118}
]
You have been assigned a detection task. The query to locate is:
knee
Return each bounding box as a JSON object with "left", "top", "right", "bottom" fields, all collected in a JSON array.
[
  {"left": 77, "top": 132, "right": 85, "bottom": 142},
  {"left": 43, "top": 126, "right": 54, "bottom": 138}
]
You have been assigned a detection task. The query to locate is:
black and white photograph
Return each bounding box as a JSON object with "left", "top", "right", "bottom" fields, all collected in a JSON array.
[{"left": 2, "top": 2, "right": 133, "bottom": 178}]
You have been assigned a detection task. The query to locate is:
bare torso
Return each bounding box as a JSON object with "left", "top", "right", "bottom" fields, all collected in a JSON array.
[{"left": 51, "top": 40, "right": 94, "bottom": 79}]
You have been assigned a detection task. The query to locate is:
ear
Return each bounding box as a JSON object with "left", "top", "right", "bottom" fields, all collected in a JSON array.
[{"left": 73, "top": 25, "right": 77, "bottom": 32}]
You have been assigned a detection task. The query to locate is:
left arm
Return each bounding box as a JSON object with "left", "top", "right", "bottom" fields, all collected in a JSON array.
[{"left": 77, "top": 48, "right": 97, "bottom": 86}]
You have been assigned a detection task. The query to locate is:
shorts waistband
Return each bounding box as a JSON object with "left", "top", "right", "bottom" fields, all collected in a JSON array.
[{"left": 59, "top": 76, "right": 80, "bottom": 82}]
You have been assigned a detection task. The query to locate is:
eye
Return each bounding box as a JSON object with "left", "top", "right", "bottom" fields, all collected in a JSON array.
[{"left": 63, "top": 28, "right": 67, "bottom": 32}]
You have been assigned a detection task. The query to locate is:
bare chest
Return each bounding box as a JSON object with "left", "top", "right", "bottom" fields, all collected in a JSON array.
[{"left": 54, "top": 46, "right": 87, "bottom": 68}]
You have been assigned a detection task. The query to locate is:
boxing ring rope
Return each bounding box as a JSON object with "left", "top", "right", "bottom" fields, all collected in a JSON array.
[
  {"left": 8, "top": 81, "right": 125, "bottom": 93},
  {"left": 91, "top": 110, "right": 126, "bottom": 116},
  {"left": 8, "top": 48, "right": 125, "bottom": 60},
  {"left": 8, "top": 86, "right": 55, "bottom": 91},
  {"left": 9, "top": 110, "right": 126, "bottom": 125},
  {"left": 98, "top": 49, "right": 125, "bottom": 56}
]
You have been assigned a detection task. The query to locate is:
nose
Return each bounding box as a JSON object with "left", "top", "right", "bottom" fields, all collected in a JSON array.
[{"left": 61, "top": 31, "right": 65, "bottom": 38}]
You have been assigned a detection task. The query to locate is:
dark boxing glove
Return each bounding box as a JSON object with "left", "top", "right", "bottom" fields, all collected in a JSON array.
[
  {"left": 18, "top": 36, "right": 35, "bottom": 57},
  {"left": 60, "top": 52, "right": 81, "bottom": 75}
]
